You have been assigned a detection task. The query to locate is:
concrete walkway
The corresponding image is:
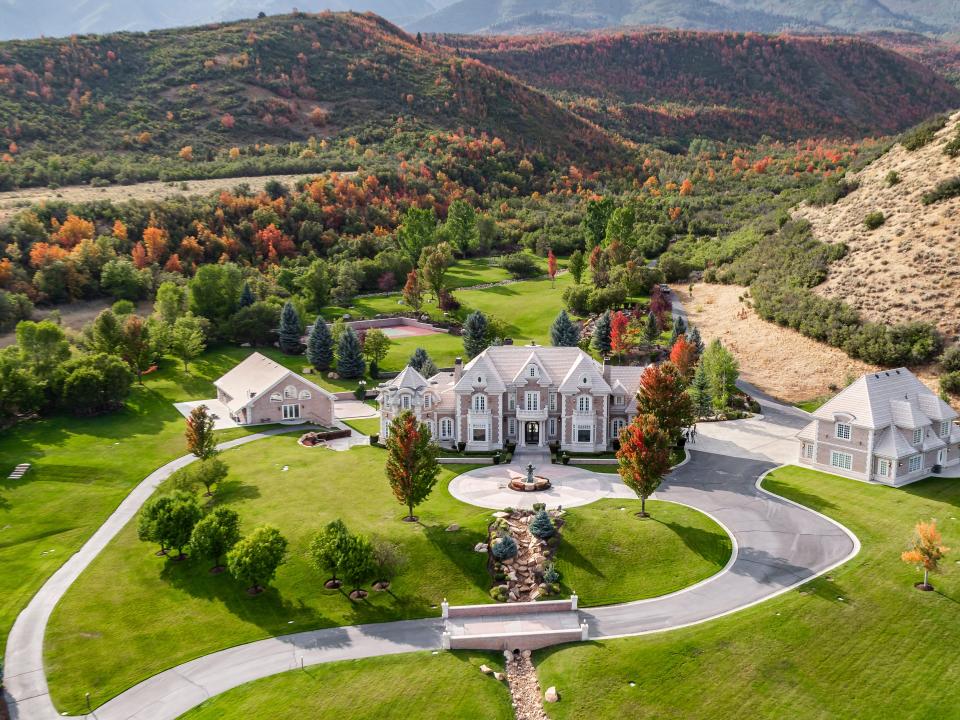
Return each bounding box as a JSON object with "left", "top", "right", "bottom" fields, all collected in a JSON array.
[{"left": 4, "top": 402, "right": 858, "bottom": 720}]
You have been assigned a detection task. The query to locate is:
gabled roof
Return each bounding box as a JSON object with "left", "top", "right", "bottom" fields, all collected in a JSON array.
[
  {"left": 455, "top": 353, "right": 507, "bottom": 394},
  {"left": 214, "top": 352, "right": 331, "bottom": 414},
  {"left": 509, "top": 349, "right": 554, "bottom": 386},
  {"left": 559, "top": 352, "right": 612, "bottom": 394},
  {"left": 606, "top": 365, "right": 647, "bottom": 399},
  {"left": 796, "top": 421, "right": 817, "bottom": 442},
  {"left": 813, "top": 368, "right": 958, "bottom": 430}
]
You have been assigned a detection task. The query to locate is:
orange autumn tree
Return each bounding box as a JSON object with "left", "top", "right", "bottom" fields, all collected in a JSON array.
[
  {"left": 636, "top": 361, "right": 695, "bottom": 445},
  {"left": 112, "top": 219, "right": 128, "bottom": 241},
  {"left": 547, "top": 248, "right": 558, "bottom": 287},
  {"left": 142, "top": 221, "right": 169, "bottom": 265},
  {"left": 53, "top": 213, "right": 94, "bottom": 248},
  {"left": 669, "top": 336, "right": 698, "bottom": 378},
  {"left": 616, "top": 413, "right": 672, "bottom": 518},
  {"left": 901, "top": 520, "right": 949, "bottom": 591},
  {"left": 385, "top": 411, "right": 440, "bottom": 522}
]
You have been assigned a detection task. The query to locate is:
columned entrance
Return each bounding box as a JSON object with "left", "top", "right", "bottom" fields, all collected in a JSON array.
[{"left": 524, "top": 421, "right": 540, "bottom": 446}]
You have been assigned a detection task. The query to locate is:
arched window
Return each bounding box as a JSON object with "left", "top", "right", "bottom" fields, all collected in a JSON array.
[
  {"left": 440, "top": 418, "right": 454, "bottom": 439},
  {"left": 283, "top": 385, "right": 297, "bottom": 399},
  {"left": 270, "top": 393, "right": 282, "bottom": 403},
  {"left": 473, "top": 394, "right": 486, "bottom": 412},
  {"left": 299, "top": 390, "right": 312, "bottom": 400},
  {"left": 577, "top": 395, "right": 591, "bottom": 413}
]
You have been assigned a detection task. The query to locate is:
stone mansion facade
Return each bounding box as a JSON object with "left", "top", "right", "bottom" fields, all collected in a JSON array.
[{"left": 377, "top": 345, "right": 647, "bottom": 453}]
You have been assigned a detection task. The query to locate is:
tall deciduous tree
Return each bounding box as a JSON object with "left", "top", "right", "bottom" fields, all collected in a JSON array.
[
  {"left": 444, "top": 200, "right": 478, "bottom": 256},
  {"left": 186, "top": 404, "right": 219, "bottom": 460},
  {"left": 610, "top": 310, "right": 631, "bottom": 358},
  {"left": 227, "top": 525, "right": 288, "bottom": 595},
  {"left": 120, "top": 314, "right": 154, "bottom": 383},
  {"left": 636, "top": 362, "right": 695, "bottom": 445},
  {"left": 592, "top": 310, "right": 612, "bottom": 354},
  {"left": 463, "top": 310, "right": 489, "bottom": 359},
  {"left": 402, "top": 269, "right": 423, "bottom": 313},
  {"left": 385, "top": 411, "right": 440, "bottom": 522},
  {"left": 669, "top": 336, "right": 697, "bottom": 378},
  {"left": 363, "top": 328, "right": 391, "bottom": 377},
  {"left": 701, "top": 339, "right": 739, "bottom": 411},
  {"left": 419, "top": 242, "right": 453, "bottom": 305},
  {"left": 616, "top": 414, "right": 672, "bottom": 518},
  {"left": 396, "top": 207, "right": 436, "bottom": 265},
  {"left": 336, "top": 326, "right": 366, "bottom": 379},
  {"left": 86, "top": 309, "right": 125, "bottom": 356},
  {"left": 155, "top": 281, "right": 188, "bottom": 325},
  {"left": 901, "top": 520, "right": 949, "bottom": 590},
  {"left": 340, "top": 533, "right": 377, "bottom": 598},
  {"left": 310, "top": 519, "right": 351, "bottom": 587},
  {"left": 306, "top": 319, "right": 334, "bottom": 371},
  {"left": 158, "top": 491, "right": 202, "bottom": 561},
  {"left": 550, "top": 310, "right": 580, "bottom": 347},
  {"left": 190, "top": 506, "right": 241, "bottom": 573},
  {"left": 278, "top": 301, "right": 302, "bottom": 354},
  {"left": 568, "top": 250, "right": 586, "bottom": 285},
  {"left": 170, "top": 313, "right": 206, "bottom": 372},
  {"left": 138, "top": 495, "right": 176, "bottom": 556}
]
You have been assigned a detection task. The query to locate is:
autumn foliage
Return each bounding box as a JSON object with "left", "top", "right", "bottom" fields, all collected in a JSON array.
[
  {"left": 616, "top": 413, "right": 672, "bottom": 517},
  {"left": 901, "top": 520, "right": 949, "bottom": 590}
]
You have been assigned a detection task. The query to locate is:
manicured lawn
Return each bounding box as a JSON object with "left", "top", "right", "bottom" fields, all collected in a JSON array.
[
  {"left": 557, "top": 499, "right": 731, "bottom": 606},
  {"left": 795, "top": 395, "right": 831, "bottom": 413},
  {"left": 342, "top": 417, "right": 381, "bottom": 436},
  {"left": 445, "top": 257, "right": 513, "bottom": 288},
  {"left": 181, "top": 651, "right": 513, "bottom": 720},
  {"left": 536, "top": 466, "right": 960, "bottom": 719},
  {"left": 0, "top": 348, "right": 281, "bottom": 653}
]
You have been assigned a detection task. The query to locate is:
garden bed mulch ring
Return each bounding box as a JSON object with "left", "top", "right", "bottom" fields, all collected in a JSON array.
[{"left": 915, "top": 582, "right": 935, "bottom": 591}]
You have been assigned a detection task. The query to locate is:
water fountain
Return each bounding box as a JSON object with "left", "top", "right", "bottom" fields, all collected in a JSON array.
[{"left": 508, "top": 461, "right": 552, "bottom": 492}]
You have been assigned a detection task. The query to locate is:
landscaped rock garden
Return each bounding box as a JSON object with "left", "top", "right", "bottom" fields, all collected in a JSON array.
[
  {"left": 487, "top": 506, "right": 564, "bottom": 602},
  {"left": 297, "top": 428, "right": 352, "bottom": 447}
]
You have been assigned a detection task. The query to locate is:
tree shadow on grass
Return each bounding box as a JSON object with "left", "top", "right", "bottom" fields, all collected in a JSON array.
[
  {"left": 763, "top": 480, "right": 838, "bottom": 515},
  {"left": 555, "top": 536, "right": 603, "bottom": 578},
  {"left": 898, "top": 476, "right": 960, "bottom": 509},
  {"left": 422, "top": 523, "right": 489, "bottom": 592},
  {"left": 657, "top": 518, "right": 732, "bottom": 568},
  {"left": 213, "top": 477, "right": 262, "bottom": 504},
  {"left": 794, "top": 574, "right": 853, "bottom": 605}
]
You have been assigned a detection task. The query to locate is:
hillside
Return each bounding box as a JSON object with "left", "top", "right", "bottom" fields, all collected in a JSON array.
[
  {"left": 864, "top": 31, "right": 960, "bottom": 85},
  {"left": 794, "top": 110, "right": 960, "bottom": 340},
  {"left": 411, "top": 0, "right": 960, "bottom": 35},
  {"left": 445, "top": 31, "right": 960, "bottom": 142},
  {"left": 0, "top": 12, "right": 617, "bottom": 184}
]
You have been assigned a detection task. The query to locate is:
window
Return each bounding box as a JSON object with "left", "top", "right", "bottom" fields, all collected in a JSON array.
[
  {"left": 473, "top": 394, "right": 486, "bottom": 412},
  {"left": 577, "top": 426, "right": 592, "bottom": 443},
  {"left": 835, "top": 423, "right": 851, "bottom": 440},
  {"left": 803, "top": 444, "right": 814, "bottom": 459},
  {"left": 508, "top": 418, "right": 516, "bottom": 437},
  {"left": 581, "top": 376, "right": 588, "bottom": 385},
  {"left": 426, "top": 420, "right": 435, "bottom": 438},
  {"left": 284, "top": 385, "right": 297, "bottom": 400},
  {"left": 401, "top": 395, "right": 411, "bottom": 410},
  {"left": 614, "top": 395, "right": 624, "bottom": 407},
  {"left": 282, "top": 404, "right": 301, "bottom": 420},
  {"left": 830, "top": 451, "right": 852, "bottom": 471},
  {"left": 941, "top": 421, "right": 952, "bottom": 438},
  {"left": 548, "top": 418, "right": 557, "bottom": 437},
  {"left": 913, "top": 428, "right": 923, "bottom": 445},
  {"left": 472, "top": 426, "right": 487, "bottom": 442},
  {"left": 525, "top": 392, "right": 539, "bottom": 411},
  {"left": 269, "top": 393, "right": 282, "bottom": 403},
  {"left": 424, "top": 395, "right": 432, "bottom": 409},
  {"left": 908, "top": 455, "right": 922, "bottom": 473},
  {"left": 298, "top": 390, "right": 312, "bottom": 400},
  {"left": 529, "top": 365, "right": 537, "bottom": 378},
  {"left": 577, "top": 395, "right": 591, "bottom": 413},
  {"left": 549, "top": 393, "right": 557, "bottom": 411},
  {"left": 876, "top": 458, "right": 889, "bottom": 477},
  {"left": 508, "top": 394, "right": 515, "bottom": 411},
  {"left": 440, "top": 418, "right": 454, "bottom": 439},
  {"left": 611, "top": 418, "right": 626, "bottom": 438}
]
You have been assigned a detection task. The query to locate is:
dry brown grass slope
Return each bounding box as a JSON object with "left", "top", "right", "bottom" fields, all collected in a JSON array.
[{"left": 795, "top": 109, "right": 960, "bottom": 341}]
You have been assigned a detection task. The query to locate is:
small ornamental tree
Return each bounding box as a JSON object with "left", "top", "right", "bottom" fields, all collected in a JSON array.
[
  {"left": 227, "top": 525, "right": 288, "bottom": 595},
  {"left": 568, "top": 250, "right": 586, "bottom": 284},
  {"left": 362, "top": 328, "right": 391, "bottom": 377},
  {"left": 310, "top": 519, "right": 351, "bottom": 588},
  {"left": 190, "top": 506, "right": 241, "bottom": 573},
  {"left": 901, "top": 520, "right": 950, "bottom": 591},
  {"left": 306, "top": 319, "right": 334, "bottom": 371},
  {"left": 610, "top": 310, "right": 631, "bottom": 358},
  {"left": 617, "top": 414, "right": 672, "bottom": 518},
  {"left": 138, "top": 495, "right": 175, "bottom": 556},
  {"left": 530, "top": 509, "right": 555, "bottom": 540},
  {"left": 463, "top": 310, "right": 490, "bottom": 359},
  {"left": 340, "top": 533, "right": 377, "bottom": 598},
  {"left": 195, "top": 457, "right": 228, "bottom": 496},
  {"left": 158, "top": 491, "right": 202, "bottom": 561},
  {"left": 402, "top": 269, "right": 423, "bottom": 313},
  {"left": 690, "top": 362, "right": 713, "bottom": 419},
  {"left": 592, "top": 310, "right": 612, "bottom": 354},
  {"left": 186, "top": 404, "right": 218, "bottom": 461},
  {"left": 385, "top": 411, "right": 440, "bottom": 521},
  {"left": 669, "top": 336, "right": 698, "bottom": 378},
  {"left": 278, "top": 301, "right": 302, "bottom": 354},
  {"left": 491, "top": 532, "right": 518, "bottom": 560},
  {"left": 408, "top": 347, "right": 438, "bottom": 378},
  {"left": 550, "top": 309, "right": 580, "bottom": 347},
  {"left": 636, "top": 362, "right": 695, "bottom": 445},
  {"left": 372, "top": 539, "right": 406, "bottom": 588},
  {"left": 547, "top": 248, "right": 558, "bottom": 287},
  {"left": 336, "top": 326, "right": 366, "bottom": 379}
]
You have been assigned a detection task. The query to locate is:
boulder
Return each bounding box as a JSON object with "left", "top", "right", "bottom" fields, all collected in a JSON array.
[
  {"left": 494, "top": 672, "right": 505, "bottom": 682},
  {"left": 446, "top": 523, "right": 460, "bottom": 532},
  {"left": 474, "top": 543, "right": 489, "bottom": 553},
  {"left": 480, "top": 664, "right": 493, "bottom": 675},
  {"left": 492, "top": 511, "right": 510, "bottom": 519},
  {"left": 545, "top": 686, "right": 559, "bottom": 703},
  {"left": 522, "top": 650, "right": 532, "bottom": 659}
]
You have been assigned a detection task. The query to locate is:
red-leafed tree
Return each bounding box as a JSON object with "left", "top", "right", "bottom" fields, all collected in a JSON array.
[
  {"left": 669, "top": 336, "right": 698, "bottom": 378},
  {"left": 610, "top": 310, "right": 631, "bottom": 358},
  {"left": 636, "top": 361, "right": 694, "bottom": 444},
  {"left": 547, "top": 248, "right": 558, "bottom": 287},
  {"left": 385, "top": 411, "right": 440, "bottom": 522},
  {"left": 649, "top": 286, "right": 671, "bottom": 329},
  {"left": 616, "top": 413, "right": 672, "bottom": 518}
]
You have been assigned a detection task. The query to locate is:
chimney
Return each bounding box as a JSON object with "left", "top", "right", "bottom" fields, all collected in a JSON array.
[
  {"left": 602, "top": 356, "right": 610, "bottom": 381},
  {"left": 454, "top": 357, "right": 463, "bottom": 383}
]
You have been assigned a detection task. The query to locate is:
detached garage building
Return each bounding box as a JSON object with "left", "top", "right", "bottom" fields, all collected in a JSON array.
[{"left": 214, "top": 352, "right": 335, "bottom": 427}]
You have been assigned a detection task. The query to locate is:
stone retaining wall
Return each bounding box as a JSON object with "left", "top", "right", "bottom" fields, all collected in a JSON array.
[
  {"left": 438, "top": 457, "right": 495, "bottom": 465},
  {"left": 446, "top": 628, "right": 585, "bottom": 652},
  {"left": 444, "top": 598, "right": 576, "bottom": 618}
]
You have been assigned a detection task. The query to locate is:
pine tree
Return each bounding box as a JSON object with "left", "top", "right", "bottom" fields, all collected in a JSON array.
[
  {"left": 306, "top": 319, "right": 334, "bottom": 371},
  {"left": 645, "top": 311, "right": 660, "bottom": 343},
  {"left": 409, "top": 347, "right": 438, "bottom": 378},
  {"left": 278, "top": 302, "right": 302, "bottom": 354},
  {"left": 550, "top": 309, "right": 580, "bottom": 347},
  {"left": 336, "top": 326, "right": 366, "bottom": 379},
  {"left": 463, "top": 310, "right": 489, "bottom": 358},
  {"left": 691, "top": 362, "right": 712, "bottom": 419},
  {"left": 530, "top": 509, "right": 555, "bottom": 539},
  {"left": 238, "top": 282, "right": 255, "bottom": 308},
  {"left": 670, "top": 315, "right": 687, "bottom": 344},
  {"left": 592, "top": 310, "right": 612, "bottom": 354},
  {"left": 687, "top": 325, "right": 704, "bottom": 355}
]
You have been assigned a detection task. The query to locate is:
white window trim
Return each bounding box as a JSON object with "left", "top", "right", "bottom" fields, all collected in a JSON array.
[
  {"left": 575, "top": 424, "right": 593, "bottom": 444},
  {"left": 440, "top": 418, "right": 454, "bottom": 439},
  {"left": 548, "top": 418, "right": 557, "bottom": 437},
  {"left": 298, "top": 390, "right": 312, "bottom": 400},
  {"left": 614, "top": 395, "right": 624, "bottom": 406},
  {"left": 472, "top": 425, "right": 487, "bottom": 442},
  {"left": 508, "top": 418, "right": 516, "bottom": 437},
  {"left": 549, "top": 392, "right": 557, "bottom": 411},
  {"left": 913, "top": 428, "right": 923, "bottom": 445},
  {"left": 401, "top": 395, "right": 411, "bottom": 410},
  {"left": 525, "top": 391, "right": 539, "bottom": 411},
  {"left": 282, "top": 403, "right": 301, "bottom": 420},
  {"left": 941, "top": 420, "right": 951, "bottom": 438},
  {"left": 577, "top": 395, "right": 591, "bottom": 414},
  {"left": 830, "top": 450, "right": 852, "bottom": 471},
  {"left": 424, "top": 395, "right": 432, "bottom": 409},
  {"left": 803, "top": 444, "right": 814, "bottom": 459},
  {"left": 508, "top": 394, "right": 515, "bottom": 411},
  {"left": 835, "top": 423, "right": 851, "bottom": 441},
  {"left": 270, "top": 393, "right": 282, "bottom": 403},
  {"left": 876, "top": 458, "right": 889, "bottom": 477},
  {"left": 473, "top": 394, "right": 486, "bottom": 412},
  {"left": 908, "top": 454, "right": 922, "bottom": 473},
  {"left": 283, "top": 384, "right": 297, "bottom": 400},
  {"left": 611, "top": 418, "right": 626, "bottom": 438}
]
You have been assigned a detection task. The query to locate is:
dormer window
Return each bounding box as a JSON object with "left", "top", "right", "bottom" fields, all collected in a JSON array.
[
  {"left": 614, "top": 395, "right": 624, "bottom": 406},
  {"left": 835, "top": 423, "right": 851, "bottom": 440},
  {"left": 942, "top": 421, "right": 952, "bottom": 438},
  {"left": 913, "top": 428, "right": 923, "bottom": 445},
  {"left": 529, "top": 365, "right": 537, "bottom": 378}
]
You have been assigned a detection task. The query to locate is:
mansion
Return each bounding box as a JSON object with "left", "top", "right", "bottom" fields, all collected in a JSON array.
[{"left": 376, "top": 344, "right": 647, "bottom": 452}]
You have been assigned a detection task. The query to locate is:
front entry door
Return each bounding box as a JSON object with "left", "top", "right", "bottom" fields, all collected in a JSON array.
[{"left": 524, "top": 421, "right": 540, "bottom": 446}]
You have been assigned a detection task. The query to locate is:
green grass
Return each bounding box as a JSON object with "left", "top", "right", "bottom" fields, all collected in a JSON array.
[
  {"left": 342, "top": 417, "right": 381, "bottom": 436},
  {"left": 794, "top": 395, "right": 831, "bottom": 413},
  {"left": 180, "top": 651, "right": 513, "bottom": 720},
  {"left": 44, "top": 440, "right": 728, "bottom": 713},
  {"left": 536, "top": 466, "right": 960, "bottom": 719},
  {"left": 0, "top": 347, "right": 283, "bottom": 653},
  {"left": 556, "top": 499, "right": 731, "bottom": 606}
]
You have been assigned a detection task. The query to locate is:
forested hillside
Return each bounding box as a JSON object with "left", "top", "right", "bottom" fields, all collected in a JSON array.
[{"left": 447, "top": 31, "right": 960, "bottom": 142}]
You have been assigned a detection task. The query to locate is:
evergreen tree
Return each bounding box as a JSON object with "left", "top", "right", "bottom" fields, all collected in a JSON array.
[
  {"left": 670, "top": 315, "right": 687, "bottom": 344},
  {"left": 463, "top": 310, "right": 490, "bottom": 359},
  {"left": 550, "top": 309, "right": 580, "bottom": 347},
  {"left": 691, "top": 362, "right": 713, "bottom": 419},
  {"left": 409, "top": 347, "right": 438, "bottom": 378},
  {"left": 336, "top": 326, "right": 366, "bottom": 378},
  {"left": 238, "top": 282, "right": 256, "bottom": 308},
  {"left": 530, "top": 509, "right": 555, "bottom": 539},
  {"left": 645, "top": 311, "right": 660, "bottom": 343},
  {"left": 592, "top": 310, "right": 612, "bottom": 354},
  {"left": 306, "top": 319, "right": 334, "bottom": 371},
  {"left": 278, "top": 301, "right": 302, "bottom": 354},
  {"left": 687, "top": 325, "right": 704, "bottom": 355}
]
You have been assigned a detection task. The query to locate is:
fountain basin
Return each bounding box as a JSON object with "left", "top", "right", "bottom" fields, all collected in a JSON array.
[{"left": 507, "top": 473, "right": 552, "bottom": 492}]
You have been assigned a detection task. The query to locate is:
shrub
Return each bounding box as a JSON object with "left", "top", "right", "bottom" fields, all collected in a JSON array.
[
  {"left": 587, "top": 284, "right": 627, "bottom": 313},
  {"left": 940, "top": 371, "right": 960, "bottom": 396},
  {"left": 941, "top": 346, "right": 960, "bottom": 373},
  {"left": 657, "top": 255, "right": 692, "bottom": 282},
  {"left": 807, "top": 177, "right": 858, "bottom": 207},
  {"left": 863, "top": 211, "right": 885, "bottom": 230},
  {"left": 944, "top": 131, "right": 960, "bottom": 158},
  {"left": 921, "top": 176, "right": 960, "bottom": 205},
  {"left": 498, "top": 252, "right": 541, "bottom": 279},
  {"left": 491, "top": 533, "right": 518, "bottom": 561},
  {"left": 562, "top": 285, "right": 591, "bottom": 315},
  {"left": 543, "top": 563, "right": 560, "bottom": 584},
  {"left": 885, "top": 170, "right": 901, "bottom": 186},
  {"left": 901, "top": 114, "right": 948, "bottom": 151},
  {"left": 530, "top": 509, "right": 555, "bottom": 539}
]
